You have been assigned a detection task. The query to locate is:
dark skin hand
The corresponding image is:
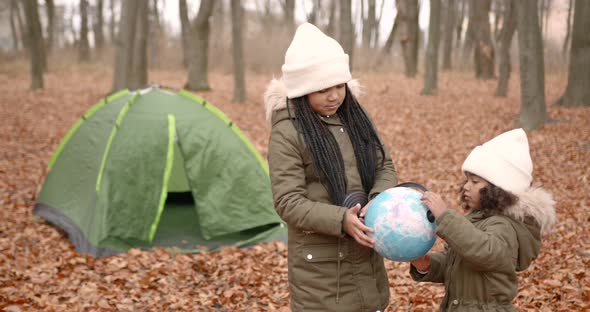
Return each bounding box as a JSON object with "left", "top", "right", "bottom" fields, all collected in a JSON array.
[{"left": 344, "top": 203, "right": 375, "bottom": 248}]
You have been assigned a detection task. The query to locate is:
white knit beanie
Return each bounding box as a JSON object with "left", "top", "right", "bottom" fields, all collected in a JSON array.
[
  {"left": 281, "top": 23, "right": 351, "bottom": 99},
  {"left": 462, "top": 128, "right": 533, "bottom": 194}
]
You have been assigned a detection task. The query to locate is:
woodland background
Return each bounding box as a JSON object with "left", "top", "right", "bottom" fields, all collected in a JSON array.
[{"left": 0, "top": 0, "right": 589, "bottom": 311}]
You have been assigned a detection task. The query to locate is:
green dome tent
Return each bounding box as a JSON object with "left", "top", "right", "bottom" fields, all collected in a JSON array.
[{"left": 34, "top": 86, "right": 286, "bottom": 257}]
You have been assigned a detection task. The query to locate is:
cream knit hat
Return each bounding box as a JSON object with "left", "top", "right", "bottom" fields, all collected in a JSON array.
[
  {"left": 281, "top": 23, "right": 351, "bottom": 99},
  {"left": 462, "top": 129, "right": 533, "bottom": 194}
]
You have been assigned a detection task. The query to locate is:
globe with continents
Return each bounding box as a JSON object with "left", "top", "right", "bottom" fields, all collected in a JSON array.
[{"left": 365, "top": 187, "right": 436, "bottom": 261}]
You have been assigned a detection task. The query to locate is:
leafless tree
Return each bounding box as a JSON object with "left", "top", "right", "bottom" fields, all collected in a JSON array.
[
  {"left": 231, "top": 0, "right": 246, "bottom": 103},
  {"left": 398, "top": 0, "right": 419, "bottom": 77},
  {"left": 45, "top": 0, "right": 55, "bottom": 52},
  {"left": 339, "top": 0, "right": 354, "bottom": 70},
  {"left": 112, "top": 0, "right": 139, "bottom": 91},
  {"left": 94, "top": 0, "right": 105, "bottom": 51},
  {"left": 422, "top": 0, "right": 441, "bottom": 95},
  {"left": 79, "top": 0, "right": 90, "bottom": 62},
  {"left": 442, "top": 0, "right": 456, "bottom": 70},
  {"left": 516, "top": 0, "right": 547, "bottom": 130},
  {"left": 185, "top": 0, "right": 215, "bottom": 91},
  {"left": 22, "top": 0, "right": 45, "bottom": 89},
  {"left": 495, "top": 0, "right": 516, "bottom": 96},
  {"left": 471, "top": 0, "right": 495, "bottom": 79}
]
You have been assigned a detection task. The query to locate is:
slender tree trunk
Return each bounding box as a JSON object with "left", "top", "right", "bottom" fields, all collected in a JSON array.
[
  {"left": 23, "top": 0, "right": 44, "bottom": 89},
  {"left": 422, "top": 0, "right": 442, "bottom": 95},
  {"left": 283, "top": 0, "right": 295, "bottom": 33},
  {"left": 557, "top": 0, "right": 590, "bottom": 106},
  {"left": 493, "top": 0, "right": 502, "bottom": 40},
  {"left": 79, "top": 0, "right": 90, "bottom": 62},
  {"left": 10, "top": 0, "right": 20, "bottom": 51},
  {"left": 185, "top": 0, "right": 215, "bottom": 91},
  {"left": 442, "top": 0, "right": 456, "bottom": 70},
  {"left": 463, "top": 1, "right": 475, "bottom": 58},
  {"left": 472, "top": 0, "right": 495, "bottom": 79},
  {"left": 149, "top": 0, "right": 161, "bottom": 68},
  {"left": 112, "top": 0, "right": 139, "bottom": 91},
  {"left": 375, "top": 13, "right": 399, "bottom": 67},
  {"left": 109, "top": 0, "right": 116, "bottom": 43},
  {"left": 495, "top": 0, "right": 516, "bottom": 96},
  {"left": 339, "top": 0, "right": 354, "bottom": 70},
  {"left": 45, "top": 0, "right": 55, "bottom": 52},
  {"left": 456, "top": 0, "right": 465, "bottom": 49},
  {"left": 562, "top": 0, "right": 573, "bottom": 57},
  {"left": 325, "top": 0, "right": 337, "bottom": 37},
  {"left": 129, "top": 0, "right": 148, "bottom": 89},
  {"left": 362, "top": 0, "right": 376, "bottom": 50},
  {"left": 398, "top": 0, "right": 419, "bottom": 77},
  {"left": 516, "top": 0, "right": 547, "bottom": 130},
  {"left": 94, "top": 0, "right": 105, "bottom": 51},
  {"left": 231, "top": 0, "right": 246, "bottom": 103},
  {"left": 179, "top": 0, "right": 191, "bottom": 68}
]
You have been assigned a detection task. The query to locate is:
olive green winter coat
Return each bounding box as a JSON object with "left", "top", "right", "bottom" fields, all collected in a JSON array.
[
  {"left": 265, "top": 79, "right": 398, "bottom": 312},
  {"left": 410, "top": 187, "right": 556, "bottom": 311}
]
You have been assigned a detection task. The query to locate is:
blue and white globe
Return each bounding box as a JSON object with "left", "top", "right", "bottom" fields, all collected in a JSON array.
[{"left": 365, "top": 187, "right": 436, "bottom": 261}]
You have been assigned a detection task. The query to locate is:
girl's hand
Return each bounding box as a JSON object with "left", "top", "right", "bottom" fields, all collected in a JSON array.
[
  {"left": 344, "top": 204, "right": 375, "bottom": 248},
  {"left": 358, "top": 199, "right": 373, "bottom": 219},
  {"left": 411, "top": 254, "right": 431, "bottom": 272},
  {"left": 421, "top": 191, "right": 448, "bottom": 219}
]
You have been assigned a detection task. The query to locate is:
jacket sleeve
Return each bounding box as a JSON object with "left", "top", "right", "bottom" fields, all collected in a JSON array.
[
  {"left": 435, "top": 209, "right": 516, "bottom": 272},
  {"left": 409, "top": 252, "right": 447, "bottom": 283},
  {"left": 268, "top": 121, "right": 347, "bottom": 237},
  {"left": 369, "top": 140, "right": 397, "bottom": 200}
]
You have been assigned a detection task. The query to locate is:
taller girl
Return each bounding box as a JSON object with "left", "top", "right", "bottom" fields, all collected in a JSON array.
[{"left": 265, "top": 23, "right": 398, "bottom": 312}]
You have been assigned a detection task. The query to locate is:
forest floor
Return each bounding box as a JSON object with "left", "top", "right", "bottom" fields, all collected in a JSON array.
[{"left": 0, "top": 63, "right": 589, "bottom": 311}]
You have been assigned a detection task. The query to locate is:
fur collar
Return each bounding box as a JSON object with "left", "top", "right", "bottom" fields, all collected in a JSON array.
[
  {"left": 263, "top": 78, "right": 363, "bottom": 121},
  {"left": 504, "top": 186, "right": 556, "bottom": 234}
]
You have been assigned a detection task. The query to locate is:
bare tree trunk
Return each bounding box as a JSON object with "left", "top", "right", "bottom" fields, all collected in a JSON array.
[
  {"left": 339, "top": 0, "right": 354, "bottom": 70},
  {"left": 306, "top": 0, "right": 319, "bottom": 24},
  {"left": 422, "top": 0, "right": 442, "bottom": 95},
  {"left": 562, "top": 0, "right": 573, "bottom": 58},
  {"left": 129, "top": 0, "right": 148, "bottom": 89},
  {"left": 10, "top": 0, "right": 20, "bottom": 51},
  {"left": 362, "top": 0, "right": 376, "bottom": 50},
  {"left": 45, "top": 0, "right": 55, "bottom": 52},
  {"left": 398, "top": 0, "right": 419, "bottom": 77},
  {"left": 185, "top": 0, "right": 215, "bottom": 91},
  {"left": 472, "top": 0, "right": 495, "bottom": 79},
  {"left": 79, "top": 0, "right": 90, "bottom": 62},
  {"left": 495, "top": 0, "right": 516, "bottom": 96},
  {"left": 149, "top": 0, "right": 161, "bottom": 68},
  {"left": 375, "top": 13, "right": 399, "bottom": 67},
  {"left": 283, "top": 0, "right": 295, "bottom": 33},
  {"left": 231, "top": 0, "right": 246, "bottom": 103},
  {"left": 516, "top": 0, "right": 547, "bottom": 130},
  {"left": 179, "top": 0, "right": 191, "bottom": 68},
  {"left": 442, "top": 0, "right": 456, "bottom": 70},
  {"left": 557, "top": 0, "right": 590, "bottom": 106},
  {"left": 493, "top": 0, "right": 502, "bottom": 40},
  {"left": 463, "top": 1, "right": 475, "bottom": 58},
  {"left": 112, "top": 0, "right": 139, "bottom": 91},
  {"left": 94, "top": 0, "right": 105, "bottom": 50},
  {"left": 326, "top": 0, "right": 338, "bottom": 37},
  {"left": 456, "top": 0, "right": 465, "bottom": 49},
  {"left": 109, "top": 0, "right": 116, "bottom": 43},
  {"left": 23, "top": 0, "right": 44, "bottom": 89}
]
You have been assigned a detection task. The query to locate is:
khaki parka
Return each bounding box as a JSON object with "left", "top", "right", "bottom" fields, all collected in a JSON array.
[
  {"left": 265, "top": 79, "right": 398, "bottom": 312},
  {"left": 410, "top": 187, "right": 556, "bottom": 311}
]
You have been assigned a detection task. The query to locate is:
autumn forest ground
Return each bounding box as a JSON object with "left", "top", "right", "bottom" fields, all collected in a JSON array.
[{"left": 0, "top": 61, "right": 589, "bottom": 311}]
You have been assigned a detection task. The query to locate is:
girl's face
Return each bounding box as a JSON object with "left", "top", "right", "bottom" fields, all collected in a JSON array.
[
  {"left": 462, "top": 172, "right": 489, "bottom": 210},
  {"left": 307, "top": 84, "right": 346, "bottom": 117}
]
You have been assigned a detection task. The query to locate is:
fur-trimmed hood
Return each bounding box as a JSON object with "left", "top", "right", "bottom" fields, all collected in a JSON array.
[
  {"left": 263, "top": 78, "right": 363, "bottom": 122},
  {"left": 502, "top": 186, "right": 557, "bottom": 271}
]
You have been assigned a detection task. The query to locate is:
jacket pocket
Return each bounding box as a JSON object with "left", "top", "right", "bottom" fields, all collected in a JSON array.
[{"left": 302, "top": 243, "right": 347, "bottom": 262}]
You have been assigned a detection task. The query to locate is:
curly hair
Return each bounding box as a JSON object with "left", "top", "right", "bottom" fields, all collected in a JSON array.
[{"left": 460, "top": 180, "right": 518, "bottom": 213}]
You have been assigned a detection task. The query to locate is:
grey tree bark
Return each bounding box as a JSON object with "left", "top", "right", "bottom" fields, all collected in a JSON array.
[
  {"left": 472, "top": 0, "right": 495, "bottom": 79},
  {"left": 129, "top": 0, "right": 148, "bottom": 89},
  {"left": 339, "top": 0, "right": 354, "bottom": 70},
  {"left": 45, "top": 0, "right": 55, "bottom": 52},
  {"left": 23, "top": 0, "right": 45, "bottom": 89},
  {"left": 442, "top": 0, "right": 456, "bottom": 70},
  {"left": 109, "top": 0, "right": 116, "bottom": 43},
  {"left": 398, "top": 0, "right": 419, "bottom": 78},
  {"left": 231, "top": 0, "right": 246, "bottom": 103},
  {"left": 282, "top": 0, "right": 295, "bottom": 33},
  {"left": 185, "top": 0, "right": 215, "bottom": 91},
  {"left": 495, "top": 0, "right": 516, "bottom": 97},
  {"left": 516, "top": 0, "right": 547, "bottom": 130},
  {"left": 179, "top": 0, "right": 190, "bottom": 68},
  {"left": 79, "top": 0, "right": 90, "bottom": 62},
  {"left": 562, "top": 0, "right": 573, "bottom": 57},
  {"left": 422, "top": 0, "right": 441, "bottom": 95},
  {"left": 557, "top": 0, "right": 590, "bottom": 107},
  {"left": 112, "top": 0, "right": 139, "bottom": 91},
  {"left": 375, "top": 13, "right": 399, "bottom": 68},
  {"left": 362, "top": 0, "right": 376, "bottom": 50},
  {"left": 325, "top": 0, "right": 337, "bottom": 37},
  {"left": 9, "top": 0, "right": 20, "bottom": 51},
  {"left": 456, "top": 0, "right": 466, "bottom": 49},
  {"left": 94, "top": 0, "right": 105, "bottom": 50},
  {"left": 149, "top": 0, "right": 161, "bottom": 68}
]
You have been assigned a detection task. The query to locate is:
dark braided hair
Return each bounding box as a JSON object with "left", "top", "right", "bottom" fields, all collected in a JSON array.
[{"left": 288, "top": 85, "right": 386, "bottom": 205}]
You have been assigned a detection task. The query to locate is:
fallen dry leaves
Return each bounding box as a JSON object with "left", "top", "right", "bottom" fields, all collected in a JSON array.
[{"left": 0, "top": 62, "right": 588, "bottom": 311}]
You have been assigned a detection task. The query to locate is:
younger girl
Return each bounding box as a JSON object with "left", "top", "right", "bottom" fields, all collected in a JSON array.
[
  {"left": 411, "top": 128, "right": 556, "bottom": 311},
  {"left": 265, "top": 23, "right": 397, "bottom": 311}
]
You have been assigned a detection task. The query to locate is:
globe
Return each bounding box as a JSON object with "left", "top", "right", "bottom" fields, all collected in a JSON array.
[{"left": 365, "top": 187, "right": 436, "bottom": 261}]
